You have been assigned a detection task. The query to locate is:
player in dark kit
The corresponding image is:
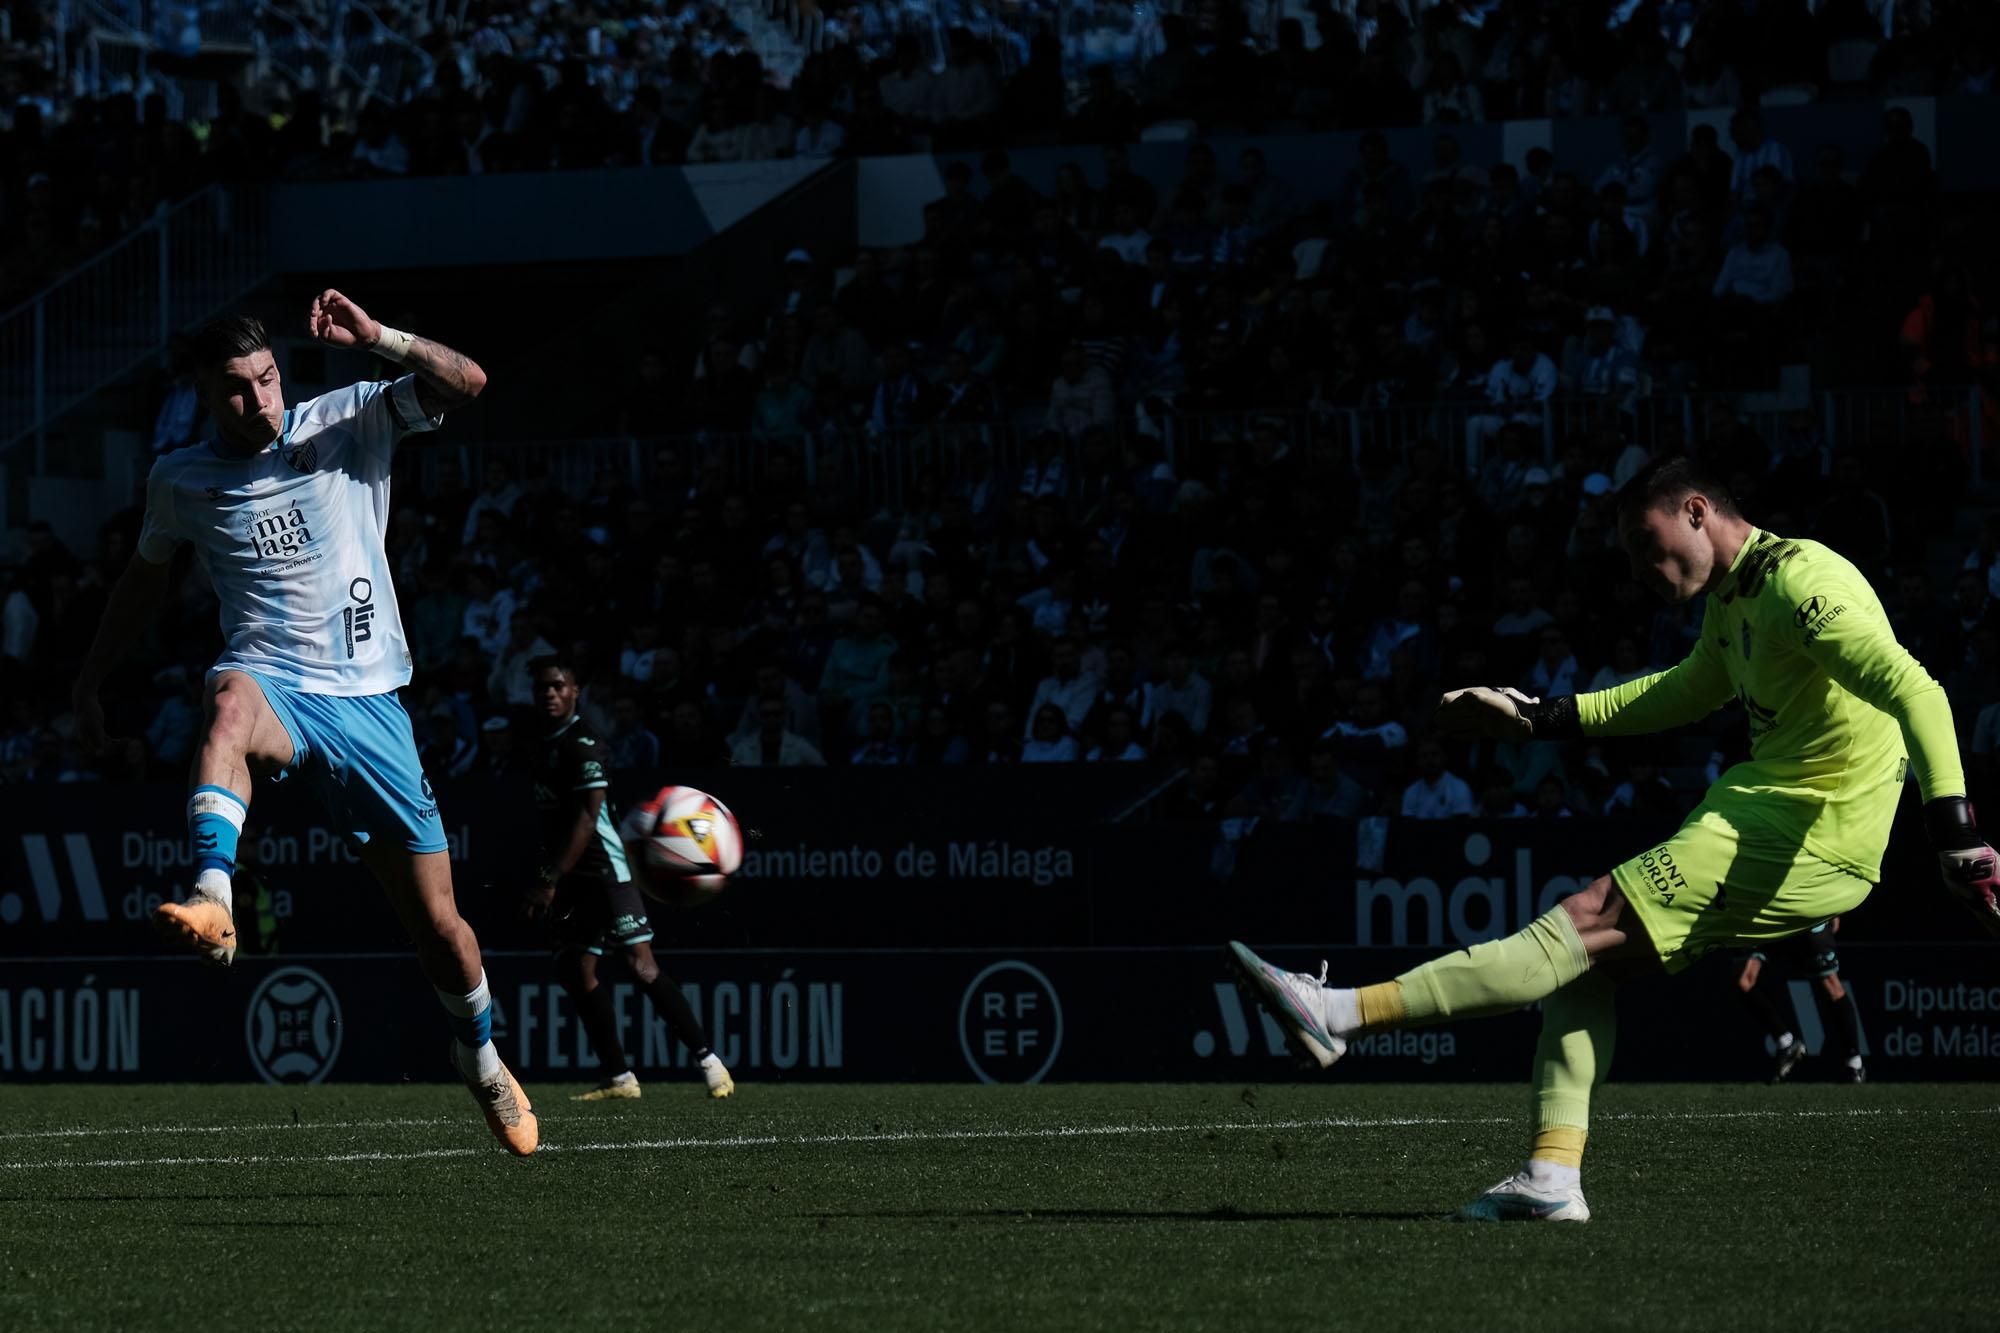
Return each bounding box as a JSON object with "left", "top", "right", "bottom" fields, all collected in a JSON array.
[
  {"left": 1733, "top": 918, "right": 1867, "bottom": 1083},
  {"left": 524, "top": 656, "right": 734, "bottom": 1099}
]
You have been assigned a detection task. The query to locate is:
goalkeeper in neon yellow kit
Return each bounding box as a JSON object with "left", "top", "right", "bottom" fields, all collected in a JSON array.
[{"left": 1228, "top": 456, "right": 2000, "bottom": 1222}]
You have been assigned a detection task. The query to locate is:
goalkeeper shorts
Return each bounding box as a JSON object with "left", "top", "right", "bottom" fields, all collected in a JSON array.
[{"left": 1610, "top": 804, "right": 1872, "bottom": 974}]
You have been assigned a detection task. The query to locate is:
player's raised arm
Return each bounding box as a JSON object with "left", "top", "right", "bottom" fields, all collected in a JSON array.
[{"left": 307, "top": 288, "right": 487, "bottom": 417}]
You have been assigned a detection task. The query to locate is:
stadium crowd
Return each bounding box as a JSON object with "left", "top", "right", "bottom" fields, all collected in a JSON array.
[
  {"left": 6, "top": 371, "right": 1994, "bottom": 826},
  {"left": 4, "top": 140, "right": 1996, "bottom": 825},
  {"left": 3, "top": 2, "right": 1998, "bottom": 824},
  {"left": 4, "top": 0, "right": 1998, "bottom": 303}
]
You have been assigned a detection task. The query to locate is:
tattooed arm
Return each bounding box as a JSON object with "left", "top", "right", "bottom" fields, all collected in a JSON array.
[
  {"left": 307, "top": 287, "right": 488, "bottom": 416},
  {"left": 400, "top": 334, "right": 488, "bottom": 416}
]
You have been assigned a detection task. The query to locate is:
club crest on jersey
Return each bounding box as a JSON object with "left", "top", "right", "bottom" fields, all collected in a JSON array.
[{"left": 283, "top": 441, "right": 319, "bottom": 474}]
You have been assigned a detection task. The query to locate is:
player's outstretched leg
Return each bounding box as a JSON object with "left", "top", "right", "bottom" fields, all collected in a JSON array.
[
  {"left": 1227, "top": 891, "right": 1595, "bottom": 1069},
  {"left": 367, "top": 844, "right": 538, "bottom": 1156},
  {"left": 1460, "top": 971, "right": 1616, "bottom": 1223},
  {"left": 155, "top": 673, "right": 293, "bottom": 966},
  {"left": 626, "top": 942, "right": 733, "bottom": 1098},
  {"left": 563, "top": 951, "right": 644, "bottom": 1101},
  {"left": 1230, "top": 875, "right": 1651, "bottom": 1222}
]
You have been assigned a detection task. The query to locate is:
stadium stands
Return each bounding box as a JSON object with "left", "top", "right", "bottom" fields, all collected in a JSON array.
[{"left": 1, "top": 0, "right": 1996, "bottom": 828}]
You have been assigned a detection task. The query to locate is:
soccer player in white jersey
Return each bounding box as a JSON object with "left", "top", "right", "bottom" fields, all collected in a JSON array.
[{"left": 70, "top": 295, "right": 537, "bottom": 1156}]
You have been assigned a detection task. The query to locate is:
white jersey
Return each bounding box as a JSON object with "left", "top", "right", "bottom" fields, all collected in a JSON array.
[{"left": 137, "top": 375, "right": 440, "bottom": 696}]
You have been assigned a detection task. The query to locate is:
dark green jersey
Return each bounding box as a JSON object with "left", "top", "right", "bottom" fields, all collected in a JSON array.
[{"left": 532, "top": 715, "right": 632, "bottom": 884}]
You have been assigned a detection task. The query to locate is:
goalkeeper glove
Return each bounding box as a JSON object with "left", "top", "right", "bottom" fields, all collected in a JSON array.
[
  {"left": 1923, "top": 797, "right": 2000, "bottom": 937},
  {"left": 1435, "top": 688, "right": 1581, "bottom": 741}
]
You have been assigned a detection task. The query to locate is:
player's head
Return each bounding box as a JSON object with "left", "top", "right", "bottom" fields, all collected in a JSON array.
[
  {"left": 191, "top": 314, "right": 282, "bottom": 453},
  {"left": 530, "top": 654, "right": 580, "bottom": 724},
  {"left": 1615, "top": 455, "right": 1745, "bottom": 603}
]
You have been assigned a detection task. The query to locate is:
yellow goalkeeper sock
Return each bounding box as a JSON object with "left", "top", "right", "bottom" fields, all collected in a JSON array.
[
  {"left": 1354, "top": 982, "right": 1405, "bottom": 1029},
  {"left": 1389, "top": 904, "right": 1592, "bottom": 1025},
  {"left": 1530, "top": 1127, "right": 1587, "bottom": 1169},
  {"left": 1530, "top": 971, "right": 1619, "bottom": 1168}
]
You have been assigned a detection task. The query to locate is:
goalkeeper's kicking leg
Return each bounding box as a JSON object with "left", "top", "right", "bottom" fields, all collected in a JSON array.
[{"left": 1229, "top": 873, "right": 1652, "bottom": 1223}]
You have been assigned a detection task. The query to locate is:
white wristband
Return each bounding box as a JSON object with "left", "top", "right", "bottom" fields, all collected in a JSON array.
[{"left": 371, "top": 325, "right": 415, "bottom": 363}]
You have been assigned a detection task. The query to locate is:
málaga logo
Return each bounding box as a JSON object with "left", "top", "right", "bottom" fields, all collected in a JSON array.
[{"left": 247, "top": 500, "right": 317, "bottom": 562}]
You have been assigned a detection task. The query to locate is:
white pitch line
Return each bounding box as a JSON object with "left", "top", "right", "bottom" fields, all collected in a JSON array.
[
  {"left": 0, "top": 1114, "right": 1495, "bottom": 1172},
  {"left": 0, "top": 1116, "right": 461, "bottom": 1144},
  {"left": 1, "top": 1104, "right": 1993, "bottom": 1174},
  {"left": 3, "top": 1100, "right": 1984, "bottom": 1148}
]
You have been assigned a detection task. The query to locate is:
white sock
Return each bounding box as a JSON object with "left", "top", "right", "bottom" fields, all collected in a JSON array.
[
  {"left": 436, "top": 974, "right": 503, "bottom": 1082},
  {"left": 1847, "top": 1054, "right": 1864, "bottom": 1069},
  {"left": 1525, "top": 1158, "right": 1581, "bottom": 1191},
  {"left": 193, "top": 868, "right": 233, "bottom": 912},
  {"left": 1320, "top": 986, "right": 1359, "bottom": 1037},
  {"left": 610, "top": 1070, "right": 637, "bottom": 1085},
  {"left": 1777, "top": 1031, "right": 1797, "bottom": 1049},
  {"left": 463, "top": 1042, "right": 502, "bottom": 1081}
]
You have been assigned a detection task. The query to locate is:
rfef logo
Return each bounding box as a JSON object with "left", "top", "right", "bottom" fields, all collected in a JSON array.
[
  {"left": 245, "top": 966, "right": 343, "bottom": 1084},
  {"left": 958, "top": 960, "right": 1062, "bottom": 1083}
]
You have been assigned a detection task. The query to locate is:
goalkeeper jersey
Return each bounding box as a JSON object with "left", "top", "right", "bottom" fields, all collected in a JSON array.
[{"left": 1579, "top": 527, "right": 1961, "bottom": 881}]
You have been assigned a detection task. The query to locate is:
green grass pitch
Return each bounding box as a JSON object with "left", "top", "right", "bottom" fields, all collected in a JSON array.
[{"left": 1, "top": 1082, "right": 1994, "bottom": 1331}]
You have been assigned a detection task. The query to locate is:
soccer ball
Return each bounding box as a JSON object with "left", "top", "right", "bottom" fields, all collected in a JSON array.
[{"left": 619, "top": 785, "right": 744, "bottom": 907}]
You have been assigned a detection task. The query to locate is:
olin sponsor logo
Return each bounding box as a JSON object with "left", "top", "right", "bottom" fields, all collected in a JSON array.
[{"left": 342, "top": 577, "right": 376, "bottom": 659}]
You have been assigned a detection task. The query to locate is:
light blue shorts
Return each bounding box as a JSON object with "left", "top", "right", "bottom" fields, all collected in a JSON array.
[{"left": 230, "top": 670, "right": 448, "bottom": 854}]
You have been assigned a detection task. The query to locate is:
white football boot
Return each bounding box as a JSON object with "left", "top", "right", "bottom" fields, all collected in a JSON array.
[
  {"left": 1457, "top": 1171, "right": 1592, "bottom": 1223},
  {"left": 1225, "top": 941, "right": 1348, "bottom": 1069},
  {"left": 701, "top": 1053, "right": 735, "bottom": 1098}
]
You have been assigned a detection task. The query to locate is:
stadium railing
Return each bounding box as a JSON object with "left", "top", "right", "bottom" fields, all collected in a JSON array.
[
  {"left": 391, "top": 386, "right": 1987, "bottom": 514},
  {"left": 0, "top": 185, "right": 273, "bottom": 464}
]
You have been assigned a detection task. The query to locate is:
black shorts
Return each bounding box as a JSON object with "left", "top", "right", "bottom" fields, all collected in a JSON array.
[
  {"left": 548, "top": 873, "right": 654, "bottom": 957},
  {"left": 1743, "top": 919, "right": 1841, "bottom": 979}
]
